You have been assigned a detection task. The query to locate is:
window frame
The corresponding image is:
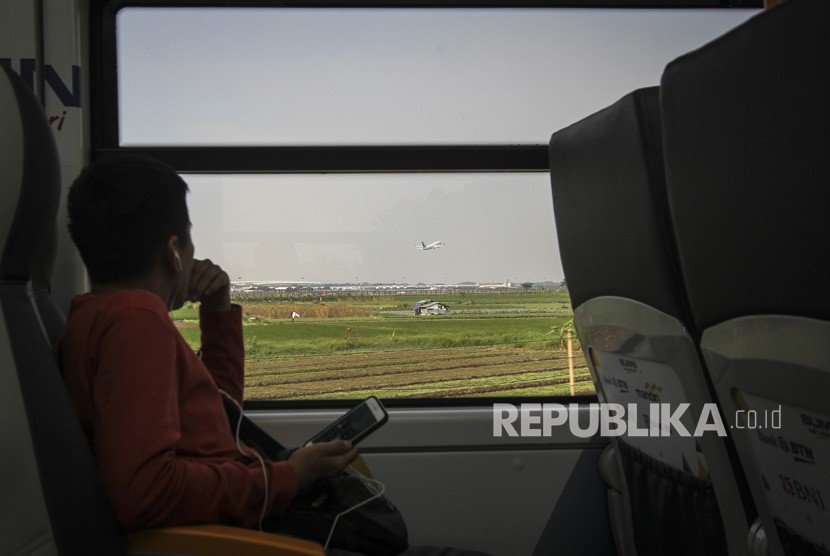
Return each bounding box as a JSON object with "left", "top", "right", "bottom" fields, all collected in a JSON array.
[{"left": 90, "top": 0, "right": 760, "bottom": 175}]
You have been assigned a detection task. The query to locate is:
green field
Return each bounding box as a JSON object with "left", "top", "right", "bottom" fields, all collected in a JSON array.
[{"left": 172, "top": 290, "right": 593, "bottom": 400}]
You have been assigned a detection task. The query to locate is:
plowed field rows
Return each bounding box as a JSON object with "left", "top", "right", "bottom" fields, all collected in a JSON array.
[{"left": 244, "top": 347, "right": 593, "bottom": 400}]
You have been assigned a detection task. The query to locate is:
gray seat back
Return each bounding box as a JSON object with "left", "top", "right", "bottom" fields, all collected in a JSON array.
[
  {"left": 661, "top": 0, "right": 830, "bottom": 554},
  {"left": 0, "top": 64, "right": 126, "bottom": 556},
  {"left": 550, "top": 87, "right": 751, "bottom": 556}
]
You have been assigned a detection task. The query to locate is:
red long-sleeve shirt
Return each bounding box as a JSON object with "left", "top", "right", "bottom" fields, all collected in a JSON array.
[{"left": 58, "top": 289, "right": 297, "bottom": 532}]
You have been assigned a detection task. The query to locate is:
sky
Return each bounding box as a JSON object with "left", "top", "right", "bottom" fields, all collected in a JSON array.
[
  {"left": 116, "top": 7, "right": 756, "bottom": 284},
  {"left": 182, "top": 172, "right": 558, "bottom": 285}
]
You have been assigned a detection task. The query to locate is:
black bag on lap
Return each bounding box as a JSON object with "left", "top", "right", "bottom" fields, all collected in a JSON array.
[{"left": 268, "top": 470, "right": 409, "bottom": 555}]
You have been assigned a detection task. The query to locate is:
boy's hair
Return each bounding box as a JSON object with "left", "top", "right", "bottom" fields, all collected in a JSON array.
[{"left": 68, "top": 155, "right": 190, "bottom": 284}]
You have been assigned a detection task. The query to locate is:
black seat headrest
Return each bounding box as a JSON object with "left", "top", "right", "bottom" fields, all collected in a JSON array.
[
  {"left": 661, "top": 0, "right": 830, "bottom": 330},
  {"left": 550, "top": 87, "right": 687, "bottom": 321}
]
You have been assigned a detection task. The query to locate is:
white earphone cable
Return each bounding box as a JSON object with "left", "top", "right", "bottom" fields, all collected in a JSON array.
[
  {"left": 218, "top": 389, "right": 269, "bottom": 531},
  {"left": 323, "top": 466, "right": 386, "bottom": 550}
]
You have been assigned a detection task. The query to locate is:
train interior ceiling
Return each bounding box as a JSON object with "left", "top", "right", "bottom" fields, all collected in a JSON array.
[{"left": 2, "top": 0, "right": 828, "bottom": 555}]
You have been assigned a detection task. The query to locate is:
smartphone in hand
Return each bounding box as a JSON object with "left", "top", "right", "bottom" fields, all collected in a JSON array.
[{"left": 306, "top": 396, "right": 388, "bottom": 446}]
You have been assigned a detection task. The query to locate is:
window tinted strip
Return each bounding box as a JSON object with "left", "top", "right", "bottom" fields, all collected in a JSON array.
[{"left": 96, "top": 145, "right": 549, "bottom": 173}]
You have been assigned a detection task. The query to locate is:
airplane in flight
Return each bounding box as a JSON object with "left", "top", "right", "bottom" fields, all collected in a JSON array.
[{"left": 416, "top": 240, "right": 445, "bottom": 250}]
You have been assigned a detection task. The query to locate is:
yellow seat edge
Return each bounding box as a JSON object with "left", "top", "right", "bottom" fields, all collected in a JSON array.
[{"left": 127, "top": 523, "right": 325, "bottom": 556}]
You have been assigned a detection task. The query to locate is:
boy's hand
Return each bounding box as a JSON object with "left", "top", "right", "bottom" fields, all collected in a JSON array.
[
  {"left": 288, "top": 440, "right": 359, "bottom": 491},
  {"left": 188, "top": 259, "right": 231, "bottom": 312}
]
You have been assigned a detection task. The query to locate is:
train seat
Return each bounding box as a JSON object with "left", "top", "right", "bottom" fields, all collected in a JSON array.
[
  {"left": 0, "top": 64, "right": 322, "bottom": 556},
  {"left": 661, "top": 0, "right": 830, "bottom": 554},
  {"left": 0, "top": 62, "right": 122, "bottom": 556},
  {"left": 549, "top": 87, "right": 752, "bottom": 556}
]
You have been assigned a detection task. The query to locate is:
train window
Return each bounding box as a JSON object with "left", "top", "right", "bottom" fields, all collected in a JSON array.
[{"left": 98, "top": 3, "right": 758, "bottom": 403}]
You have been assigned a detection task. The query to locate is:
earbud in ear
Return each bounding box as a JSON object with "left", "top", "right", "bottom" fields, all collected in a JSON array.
[{"left": 173, "top": 251, "right": 182, "bottom": 272}]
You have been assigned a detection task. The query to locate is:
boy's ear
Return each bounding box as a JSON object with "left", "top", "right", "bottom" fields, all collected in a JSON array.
[{"left": 165, "top": 235, "right": 182, "bottom": 272}]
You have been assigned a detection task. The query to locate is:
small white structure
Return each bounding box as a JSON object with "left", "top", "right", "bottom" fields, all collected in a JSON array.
[
  {"left": 290, "top": 311, "right": 300, "bottom": 321},
  {"left": 418, "top": 301, "right": 449, "bottom": 315}
]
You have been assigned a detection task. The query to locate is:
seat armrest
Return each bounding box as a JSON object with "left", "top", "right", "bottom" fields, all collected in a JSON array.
[{"left": 127, "top": 524, "right": 325, "bottom": 556}]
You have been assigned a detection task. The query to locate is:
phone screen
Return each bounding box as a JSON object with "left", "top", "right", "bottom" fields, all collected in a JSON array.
[{"left": 308, "top": 397, "right": 387, "bottom": 445}]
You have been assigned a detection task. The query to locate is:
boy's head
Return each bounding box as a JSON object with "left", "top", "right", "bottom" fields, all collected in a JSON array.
[{"left": 68, "top": 155, "right": 191, "bottom": 285}]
